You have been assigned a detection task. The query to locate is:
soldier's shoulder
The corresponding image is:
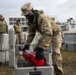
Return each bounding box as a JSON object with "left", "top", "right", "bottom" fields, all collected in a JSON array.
[
  {"left": 38, "top": 13, "right": 48, "bottom": 20},
  {"left": 38, "top": 10, "right": 44, "bottom": 14},
  {"left": 3, "top": 21, "right": 7, "bottom": 25},
  {"left": 38, "top": 14, "right": 51, "bottom": 24},
  {"left": 0, "top": 21, "right": 2, "bottom": 23},
  {"left": 0, "top": 21, "right": 4, "bottom": 25}
]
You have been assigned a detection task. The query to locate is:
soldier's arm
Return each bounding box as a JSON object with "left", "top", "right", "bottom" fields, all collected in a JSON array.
[
  {"left": 5, "top": 22, "right": 8, "bottom": 33},
  {"left": 38, "top": 18, "right": 52, "bottom": 50},
  {"left": 13, "top": 25, "right": 16, "bottom": 33},
  {"left": 26, "top": 24, "right": 36, "bottom": 46}
]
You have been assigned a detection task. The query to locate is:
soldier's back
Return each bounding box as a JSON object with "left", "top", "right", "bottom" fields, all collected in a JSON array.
[{"left": 0, "top": 21, "right": 7, "bottom": 33}]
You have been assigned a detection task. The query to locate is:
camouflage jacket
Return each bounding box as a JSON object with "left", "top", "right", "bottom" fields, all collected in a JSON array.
[
  {"left": 0, "top": 21, "right": 8, "bottom": 33},
  {"left": 13, "top": 24, "right": 23, "bottom": 33},
  {"left": 26, "top": 10, "right": 62, "bottom": 50}
]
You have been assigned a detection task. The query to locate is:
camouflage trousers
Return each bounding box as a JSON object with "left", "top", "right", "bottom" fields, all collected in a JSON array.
[
  {"left": 52, "top": 31, "right": 63, "bottom": 75},
  {"left": 16, "top": 32, "right": 24, "bottom": 44}
]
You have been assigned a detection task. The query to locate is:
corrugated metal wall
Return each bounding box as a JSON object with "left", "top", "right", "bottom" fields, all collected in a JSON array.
[{"left": 63, "top": 31, "right": 76, "bottom": 51}]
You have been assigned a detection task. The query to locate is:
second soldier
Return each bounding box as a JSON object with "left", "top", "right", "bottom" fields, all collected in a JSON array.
[{"left": 13, "top": 19, "right": 23, "bottom": 44}]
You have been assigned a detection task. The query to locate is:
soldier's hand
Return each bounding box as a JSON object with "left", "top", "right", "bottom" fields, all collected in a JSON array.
[
  {"left": 36, "top": 47, "right": 44, "bottom": 60},
  {"left": 22, "top": 45, "right": 29, "bottom": 52}
]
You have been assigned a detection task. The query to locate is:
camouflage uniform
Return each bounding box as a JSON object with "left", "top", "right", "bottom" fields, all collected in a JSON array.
[
  {"left": 0, "top": 21, "right": 8, "bottom": 33},
  {"left": 13, "top": 24, "right": 23, "bottom": 44},
  {"left": 0, "top": 18, "right": 8, "bottom": 47},
  {"left": 25, "top": 10, "right": 63, "bottom": 74}
]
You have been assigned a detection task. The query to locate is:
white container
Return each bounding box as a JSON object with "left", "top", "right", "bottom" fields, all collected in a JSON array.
[
  {"left": 8, "top": 27, "right": 16, "bottom": 67},
  {"left": 64, "top": 31, "right": 76, "bottom": 51},
  {"left": 0, "top": 51, "right": 9, "bottom": 63},
  {"left": 0, "top": 34, "right": 9, "bottom": 50},
  {"left": 15, "top": 59, "right": 54, "bottom": 75}
]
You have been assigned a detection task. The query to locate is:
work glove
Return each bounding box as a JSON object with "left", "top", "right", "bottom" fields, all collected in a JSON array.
[
  {"left": 36, "top": 47, "right": 44, "bottom": 60},
  {"left": 22, "top": 45, "right": 29, "bottom": 52}
]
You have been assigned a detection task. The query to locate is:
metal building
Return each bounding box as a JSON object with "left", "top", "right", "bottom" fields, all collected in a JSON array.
[{"left": 63, "top": 31, "right": 76, "bottom": 51}]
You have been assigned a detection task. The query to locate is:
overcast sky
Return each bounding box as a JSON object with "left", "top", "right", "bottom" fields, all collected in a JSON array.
[{"left": 0, "top": 0, "right": 76, "bottom": 22}]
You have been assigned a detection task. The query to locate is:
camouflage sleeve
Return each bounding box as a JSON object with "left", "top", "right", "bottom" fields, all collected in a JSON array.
[
  {"left": 5, "top": 22, "right": 8, "bottom": 33},
  {"left": 26, "top": 24, "right": 36, "bottom": 46},
  {"left": 38, "top": 18, "right": 53, "bottom": 50}
]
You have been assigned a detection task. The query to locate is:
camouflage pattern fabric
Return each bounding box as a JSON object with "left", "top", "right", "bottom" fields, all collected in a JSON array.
[
  {"left": 3, "top": 21, "right": 8, "bottom": 33},
  {"left": 13, "top": 24, "right": 23, "bottom": 44},
  {"left": 52, "top": 31, "right": 63, "bottom": 74},
  {"left": 15, "top": 32, "right": 23, "bottom": 44},
  {"left": 26, "top": 10, "right": 63, "bottom": 74},
  {"left": 0, "top": 20, "right": 8, "bottom": 49},
  {"left": 0, "top": 21, "right": 8, "bottom": 33}
]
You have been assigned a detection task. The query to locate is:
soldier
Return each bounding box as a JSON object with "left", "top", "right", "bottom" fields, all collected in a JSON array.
[
  {"left": 0, "top": 15, "right": 8, "bottom": 33},
  {"left": 21, "top": 3, "right": 63, "bottom": 75},
  {"left": 0, "top": 14, "right": 8, "bottom": 48},
  {"left": 13, "top": 20, "right": 23, "bottom": 44}
]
